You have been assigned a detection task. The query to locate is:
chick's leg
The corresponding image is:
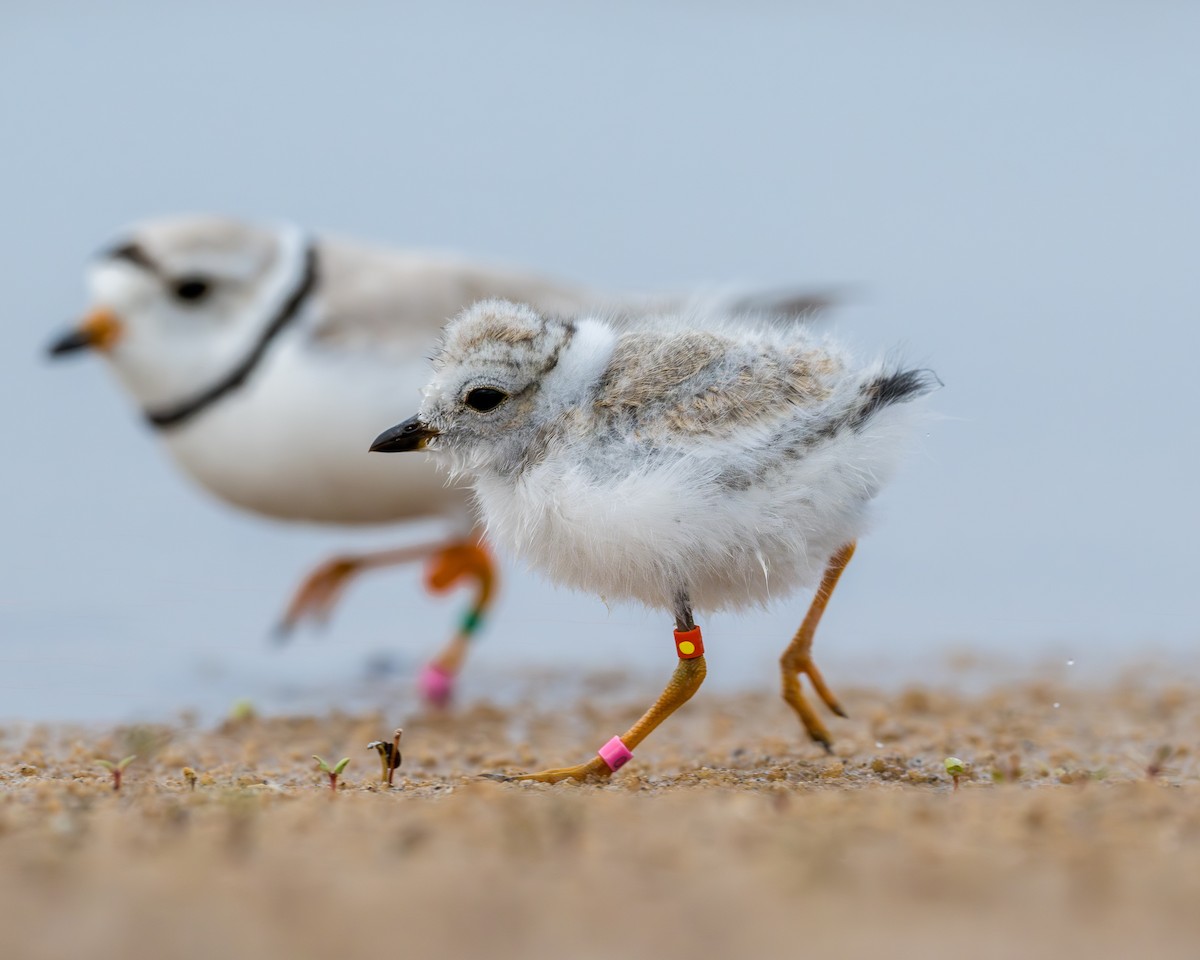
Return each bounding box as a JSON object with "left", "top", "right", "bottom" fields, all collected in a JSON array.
[
  {"left": 503, "top": 623, "right": 708, "bottom": 784},
  {"left": 780, "top": 542, "right": 855, "bottom": 752}
]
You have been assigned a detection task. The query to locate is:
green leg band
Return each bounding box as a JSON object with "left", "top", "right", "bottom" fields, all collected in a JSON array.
[{"left": 460, "top": 608, "right": 484, "bottom": 637}]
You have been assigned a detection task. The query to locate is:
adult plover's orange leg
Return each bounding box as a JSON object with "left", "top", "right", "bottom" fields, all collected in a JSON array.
[
  {"left": 275, "top": 537, "right": 498, "bottom": 707},
  {"left": 501, "top": 618, "right": 707, "bottom": 784},
  {"left": 276, "top": 539, "right": 449, "bottom": 634},
  {"left": 417, "top": 541, "right": 496, "bottom": 707},
  {"left": 780, "top": 542, "right": 855, "bottom": 752}
]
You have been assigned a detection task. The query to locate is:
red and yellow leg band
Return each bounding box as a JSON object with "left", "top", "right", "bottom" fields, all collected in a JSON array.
[{"left": 673, "top": 626, "right": 704, "bottom": 660}]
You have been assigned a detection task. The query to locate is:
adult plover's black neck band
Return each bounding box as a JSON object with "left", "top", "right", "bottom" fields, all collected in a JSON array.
[{"left": 145, "top": 241, "right": 319, "bottom": 431}]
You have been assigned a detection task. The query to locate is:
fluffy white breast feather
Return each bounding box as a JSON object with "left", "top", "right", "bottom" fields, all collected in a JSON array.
[{"left": 419, "top": 301, "right": 936, "bottom": 613}]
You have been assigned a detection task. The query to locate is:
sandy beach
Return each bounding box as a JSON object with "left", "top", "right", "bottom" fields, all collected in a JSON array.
[{"left": 2, "top": 669, "right": 1197, "bottom": 959}]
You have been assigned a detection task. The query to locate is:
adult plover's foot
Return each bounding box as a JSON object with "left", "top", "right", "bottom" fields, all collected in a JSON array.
[{"left": 416, "top": 662, "right": 458, "bottom": 708}]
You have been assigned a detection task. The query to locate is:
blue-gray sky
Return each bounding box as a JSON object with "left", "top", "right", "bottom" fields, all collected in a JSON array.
[{"left": 2, "top": 2, "right": 1198, "bottom": 721}]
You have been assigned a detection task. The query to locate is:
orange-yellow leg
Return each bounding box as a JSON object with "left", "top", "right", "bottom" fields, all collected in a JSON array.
[
  {"left": 273, "top": 537, "right": 498, "bottom": 707},
  {"left": 417, "top": 541, "right": 496, "bottom": 708},
  {"left": 502, "top": 627, "right": 708, "bottom": 783},
  {"left": 780, "top": 542, "right": 855, "bottom": 752},
  {"left": 275, "top": 539, "right": 454, "bottom": 636}
]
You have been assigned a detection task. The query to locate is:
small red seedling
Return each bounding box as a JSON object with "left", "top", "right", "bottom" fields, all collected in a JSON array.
[
  {"left": 1147, "top": 745, "right": 1173, "bottom": 780},
  {"left": 97, "top": 755, "right": 136, "bottom": 792},
  {"left": 313, "top": 755, "right": 351, "bottom": 793}
]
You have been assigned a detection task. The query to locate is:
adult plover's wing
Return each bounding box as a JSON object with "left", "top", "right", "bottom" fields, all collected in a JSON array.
[
  {"left": 307, "top": 238, "right": 600, "bottom": 356},
  {"left": 307, "top": 238, "right": 836, "bottom": 354},
  {"left": 721, "top": 287, "right": 839, "bottom": 322},
  {"left": 672, "top": 287, "right": 840, "bottom": 324}
]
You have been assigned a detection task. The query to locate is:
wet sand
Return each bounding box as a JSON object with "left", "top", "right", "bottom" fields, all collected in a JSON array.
[{"left": 2, "top": 670, "right": 1198, "bottom": 959}]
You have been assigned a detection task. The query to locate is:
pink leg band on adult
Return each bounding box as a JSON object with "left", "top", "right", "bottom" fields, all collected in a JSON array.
[
  {"left": 418, "top": 663, "right": 455, "bottom": 707},
  {"left": 598, "top": 735, "right": 633, "bottom": 771}
]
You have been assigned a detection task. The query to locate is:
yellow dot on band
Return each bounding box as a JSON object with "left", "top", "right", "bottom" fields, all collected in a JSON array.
[{"left": 678, "top": 641, "right": 695, "bottom": 655}]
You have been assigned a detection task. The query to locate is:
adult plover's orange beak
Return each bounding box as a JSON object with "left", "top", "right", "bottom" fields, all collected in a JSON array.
[
  {"left": 47, "top": 308, "right": 123, "bottom": 357},
  {"left": 370, "top": 415, "right": 439, "bottom": 453}
]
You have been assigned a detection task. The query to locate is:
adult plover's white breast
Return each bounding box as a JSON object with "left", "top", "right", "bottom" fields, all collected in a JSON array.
[{"left": 159, "top": 335, "right": 466, "bottom": 525}]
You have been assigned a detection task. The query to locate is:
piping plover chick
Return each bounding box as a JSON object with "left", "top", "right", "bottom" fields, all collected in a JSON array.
[
  {"left": 47, "top": 216, "right": 830, "bottom": 705},
  {"left": 371, "top": 299, "right": 937, "bottom": 780}
]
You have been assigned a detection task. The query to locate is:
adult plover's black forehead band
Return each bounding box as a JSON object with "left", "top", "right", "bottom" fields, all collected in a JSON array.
[
  {"left": 104, "top": 241, "right": 163, "bottom": 277},
  {"left": 144, "top": 241, "right": 320, "bottom": 431}
]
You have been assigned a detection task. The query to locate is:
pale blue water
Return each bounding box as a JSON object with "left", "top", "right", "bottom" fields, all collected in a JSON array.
[{"left": 2, "top": 3, "right": 1198, "bottom": 722}]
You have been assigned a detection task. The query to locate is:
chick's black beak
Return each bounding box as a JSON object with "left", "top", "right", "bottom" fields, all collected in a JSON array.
[{"left": 370, "top": 415, "right": 439, "bottom": 453}]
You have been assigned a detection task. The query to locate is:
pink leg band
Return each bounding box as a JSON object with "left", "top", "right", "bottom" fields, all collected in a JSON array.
[
  {"left": 598, "top": 735, "right": 633, "bottom": 771},
  {"left": 418, "top": 663, "right": 455, "bottom": 707}
]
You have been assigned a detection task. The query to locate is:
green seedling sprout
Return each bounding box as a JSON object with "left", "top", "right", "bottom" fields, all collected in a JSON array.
[
  {"left": 97, "top": 755, "right": 136, "bottom": 792},
  {"left": 368, "top": 729, "right": 404, "bottom": 786},
  {"left": 313, "top": 755, "right": 351, "bottom": 793},
  {"left": 227, "top": 699, "right": 258, "bottom": 725},
  {"left": 991, "top": 753, "right": 1021, "bottom": 784},
  {"left": 944, "top": 757, "right": 965, "bottom": 792}
]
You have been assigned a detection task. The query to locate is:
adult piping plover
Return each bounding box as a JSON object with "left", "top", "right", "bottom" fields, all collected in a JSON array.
[
  {"left": 47, "top": 216, "right": 830, "bottom": 705},
  {"left": 371, "top": 299, "right": 937, "bottom": 780}
]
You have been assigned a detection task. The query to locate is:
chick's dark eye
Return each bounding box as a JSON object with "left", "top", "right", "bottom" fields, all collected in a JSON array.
[
  {"left": 172, "top": 277, "right": 212, "bottom": 303},
  {"left": 464, "top": 387, "right": 508, "bottom": 412}
]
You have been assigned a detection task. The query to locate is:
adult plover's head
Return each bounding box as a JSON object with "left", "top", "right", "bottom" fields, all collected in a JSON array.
[
  {"left": 48, "top": 216, "right": 315, "bottom": 423},
  {"left": 371, "top": 299, "right": 612, "bottom": 475}
]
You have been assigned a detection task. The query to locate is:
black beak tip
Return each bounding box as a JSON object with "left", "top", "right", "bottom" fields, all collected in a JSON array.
[
  {"left": 47, "top": 329, "right": 92, "bottom": 358},
  {"left": 370, "top": 415, "right": 435, "bottom": 453},
  {"left": 368, "top": 431, "right": 396, "bottom": 453}
]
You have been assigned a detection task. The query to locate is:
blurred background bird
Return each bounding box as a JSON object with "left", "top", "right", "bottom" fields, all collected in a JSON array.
[{"left": 46, "top": 215, "right": 830, "bottom": 705}]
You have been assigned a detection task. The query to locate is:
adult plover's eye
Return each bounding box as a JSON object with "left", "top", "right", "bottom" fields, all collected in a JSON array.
[
  {"left": 464, "top": 387, "right": 508, "bottom": 412},
  {"left": 171, "top": 276, "right": 213, "bottom": 303}
]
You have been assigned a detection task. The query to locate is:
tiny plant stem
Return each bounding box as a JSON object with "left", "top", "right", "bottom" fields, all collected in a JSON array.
[
  {"left": 98, "top": 755, "right": 136, "bottom": 793},
  {"left": 944, "top": 757, "right": 965, "bottom": 793},
  {"left": 314, "top": 756, "right": 350, "bottom": 794},
  {"left": 1147, "top": 745, "right": 1172, "bottom": 780},
  {"left": 388, "top": 729, "right": 403, "bottom": 787}
]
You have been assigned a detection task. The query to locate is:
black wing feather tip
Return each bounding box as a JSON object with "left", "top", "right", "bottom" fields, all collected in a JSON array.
[
  {"left": 851, "top": 367, "right": 940, "bottom": 429},
  {"left": 874, "top": 367, "right": 942, "bottom": 402}
]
